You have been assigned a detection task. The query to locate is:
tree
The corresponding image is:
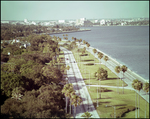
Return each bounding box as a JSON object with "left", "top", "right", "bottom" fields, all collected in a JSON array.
[
  {"left": 92, "top": 48, "right": 97, "bottom": 65},
  {"left": 72, "top": 37, "right": 74, "bottom": 41},
  {"left": 132, "top": 79, "right": 143, "bottom": 118},
  {"left": 1, "top": 72, "right": 25, "bottom": 97},
  {"left": 86, "top": 43, "right": 90, "bottom": 57},
  {"left": 104, "top": 56, "right": 108, "bottom": 69},
  {"left": 115, "top": 66, "right": 121, "bottom": 94},
  {"left": 71, "top": 94, "right": 82, "bottom": 118},
  {"left": 83, "top": 40, "right": 86, "bottom": 45},
  {"left": 95, "top": 68, "right": 107, "bottom": 100},
  {"left": 98, "top": 52, "right": 103, "bottom": 68},
  {"left": 121, "top": 65, "right": 127, "bottom": 94},
  {"left": 57, "top": 57, "right": 61, "bottom": 69},
  {"left": 11, "top": 87, "right": 24, "bottom": 100},
  {"left": 68, "top": 89, "right": 75, "bottom": 115},
  {"left": 62, "top": 84, "right": 74, "bottom": 113},
  {"left": 66, "top": 65, "right": 70, "bottom": 72},
  {"left": 143, "top": 82, "right": 149, "bottom": 118},
  {"left": 81, "top": 111, "right": 92, "bottom": 119}
]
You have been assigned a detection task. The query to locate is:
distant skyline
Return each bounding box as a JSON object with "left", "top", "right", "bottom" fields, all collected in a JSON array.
[{"left": 1, "top": 1, "right": 149, "bottom": 21}]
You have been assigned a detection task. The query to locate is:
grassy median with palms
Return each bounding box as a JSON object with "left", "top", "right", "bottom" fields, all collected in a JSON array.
[
  {"left": 72, "top": 48, "right": 127, "bottom": 87},
  {"left": 61, "top": 41, "right": 149, "bottom": 118},
  {"left": 69, "top": 44, "right": 149, "bottom": 118}
]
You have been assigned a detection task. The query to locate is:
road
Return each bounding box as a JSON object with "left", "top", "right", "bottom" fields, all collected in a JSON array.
[
  {"left": 60, "top": 46, "right": 100, "bottom": 118},
  {"left": 78, "top": 44, "right": 149, "bottom": 103}
]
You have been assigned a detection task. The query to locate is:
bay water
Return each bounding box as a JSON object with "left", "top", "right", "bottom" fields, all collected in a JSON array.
[{"left": 51, "top": 26, "right": 149, "bottom": 80}]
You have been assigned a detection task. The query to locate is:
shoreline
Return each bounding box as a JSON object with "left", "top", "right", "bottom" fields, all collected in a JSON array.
[
  {"left": 75, "top": 42, "right": 149, "bottom": 83},
  {"left": 91, "top": 46, "right": 149, "bottom": 83},
  {"left": 48, "top": 29, "right": 91, "bottom": 35}
]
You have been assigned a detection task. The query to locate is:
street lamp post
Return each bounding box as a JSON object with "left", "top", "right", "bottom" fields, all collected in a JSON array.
[
  {"left": 97, "top": 86, "right": 98, "bottom": 107},
  {"left": 105, "top": 105, "right": 116, "bottom": 118},
  {"left": 84, "top": 68, "right": 91, "bottom": 89}
]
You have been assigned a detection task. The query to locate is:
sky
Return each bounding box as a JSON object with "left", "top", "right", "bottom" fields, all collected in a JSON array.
[{"left": 1, "top": 1, "right": 149, "bottom": 21}]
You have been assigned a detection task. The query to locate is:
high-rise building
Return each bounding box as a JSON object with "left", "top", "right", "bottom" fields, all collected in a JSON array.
[{"left": 24, "top": 19, "right": 28, "bottom": 23}]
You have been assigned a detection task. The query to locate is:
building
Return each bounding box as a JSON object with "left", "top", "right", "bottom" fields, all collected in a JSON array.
[
  {"left": 1, "top": 21, "right": 9, "bottom": 24},
  {"left": 76, "top": 18, "right": 86, "bottom": 26},
  {"left": 58, "top": 20, "right": 65, "bottom": 24},
  {"left": 100, "top": 19, "right": 105, "bottom": 25}
]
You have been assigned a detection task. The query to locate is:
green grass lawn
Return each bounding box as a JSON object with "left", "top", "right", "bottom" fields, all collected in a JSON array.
[
  {"left": 62, "top": 42, "right": 149, "bottom": 118},
  {"left": 72, "top": 48, "right": 127, "bottom": 87},
  {"left": 87, "top": 87, "right": 149, "bottom": 118}
]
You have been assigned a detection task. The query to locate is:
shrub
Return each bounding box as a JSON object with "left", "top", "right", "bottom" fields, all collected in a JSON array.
[{"left": 110, "top": 106, "right": 136, "bottom": 118}]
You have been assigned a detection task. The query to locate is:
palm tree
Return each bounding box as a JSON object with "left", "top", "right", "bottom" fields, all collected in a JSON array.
[
  {"left": 132, "top": 79, "right": 143, "bottom": 118},
  {"left": 72, "top": 37, "right": 74, "bottom": 41},
  {"left": 62, "top": 83, "right": 74, "bottom": 113},
  {"left": 104, "top": 56, "right": 108, "bottom": 69},
  {"left": 121, "top": 65, "right": 127, "bottom": 94},
  {"left": 96, "top": 71, "right": 104, "bottom": 100},
  {"left": 81, "top": 111, "right": 92, "bottom": 118},
  {"left": 82, "top": 50, "right": 85, "bottom": 61},
  {"left": 66, "top": 65, "right": 70, "bottom": 73},
  {"left": 79, "top": 39, "right": 82, "bottom": 46},
  {"left": 68, "top": 90, "right": 76, "bottom": 115},
  {"left": 52, "top": 59, "right": 56, "bottom": 67},
  {"left": 98, "top": 52, "right": 103, "bottom": 68},
  {"left": 57, "top": 57, "right": 61, "bottom": 69},
  {"left": 92, "top": 48, "right": 97, "bottom": 65},
  {"left": 71, "top": 94, "right": 82, "bottom": 118},
  {"left": 49, "top": 61, "right": 53, "bottom": 67},
  {"left": 115, "top": 66, "right": 121, "bottom": 94},
  {"left": 143, "top": 82, "right": 149, "bottom": 118},
  {"left": 11, "top": 87, "right": 24, "bottom": 100},
  {"left": 86, "top": 43, "right": 90, "bottom": 57},
  {"left": 83, "top": 40, "right": 86, "bottom": 45}
]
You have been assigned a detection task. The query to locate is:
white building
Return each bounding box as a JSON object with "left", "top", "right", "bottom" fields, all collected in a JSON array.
[
  {"left": 31, "top": 21, "right": 36, "bottom": 25},
  {"left": 1, "top": 21, "right": 9, "bottom": 23},
  {"left": 24, "top": 19, "right": 28, "bottom": 23},
  {"left": 58, "top": 20, "right": 65, "bottom": 23},
  {"left": 95, "top": 20, "right": 98, "bottom": 23},
  {"left": 76, "top": 18, "right": 86, "bottom": 26},
  {"left": 100, "top": 19, "right": 105, "bottom": 25}
]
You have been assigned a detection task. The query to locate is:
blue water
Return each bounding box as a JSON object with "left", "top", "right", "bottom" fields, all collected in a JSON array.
[{"left": 50, "top": 26, "right": 149, "bottom": 80}]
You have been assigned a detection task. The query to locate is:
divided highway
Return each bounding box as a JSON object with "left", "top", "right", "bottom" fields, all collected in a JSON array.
[{"left": 60, "top": 47, "right": 100, "bottom": 118}]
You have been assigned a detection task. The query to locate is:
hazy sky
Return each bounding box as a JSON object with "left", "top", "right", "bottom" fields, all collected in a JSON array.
[{"left": 1, "top": 1, "right": 149, "bottom": 21}]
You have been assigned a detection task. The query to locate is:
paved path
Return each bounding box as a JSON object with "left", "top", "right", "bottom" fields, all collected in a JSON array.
[
  {"left": 60, "top": 47, "right": 100, "bottom": 118},
  {"left": 78, "top": 44, "right": 149, "bottom": 103}
]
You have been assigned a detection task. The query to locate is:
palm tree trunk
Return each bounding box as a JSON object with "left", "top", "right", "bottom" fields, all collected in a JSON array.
[
  {"left": 123, "top": 73, "right": 124, "bottom": 94},
  {"left": 117, "top": 77, "right": 119, "bottom": 94},
  {"left": 70, "top": 100, "right": 71, "bottom": 114},
  {"left": 74, "top": 106, "right": 76, "bottom": 118},
  {"left": 99, "top": 79, "right": 101, "bottom": 99},
  {"left": 94, "top": 54, "right": 95, "bottom": 65},
  {"left": 97, "top": 86, "right": 98, "bottom": 107},
  {"left": 135, "top": 91, "right": 137, "bottom": 118},
  {"left": 138, "top": 91, "right": 140, "bottom": 118},
  {"left": 66, "top": 97, "right": 68, "bottom": 113},
  {"left": 145, "top": 92, "right": 147, "bottom": 118}
]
